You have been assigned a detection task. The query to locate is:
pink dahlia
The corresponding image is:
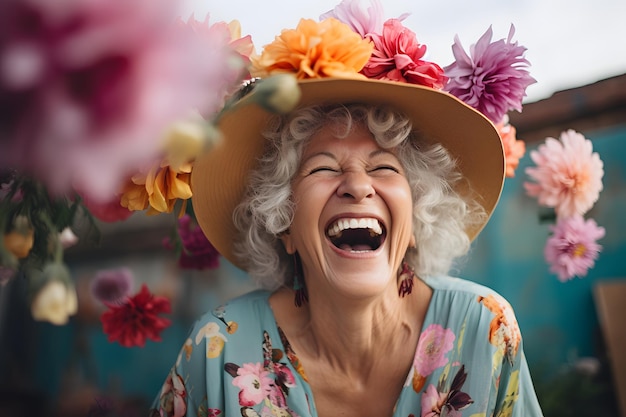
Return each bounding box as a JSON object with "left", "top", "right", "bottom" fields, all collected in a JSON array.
[
  {"left": 0, "top": 0, "right": 246, "bottom": 201},
  {"left": 362, "top": 19, "right": 447, "bottom": 88},
  {"left": 524, "top": 130, "right": 604, "bottom": 218},
  {"left": 443, "top": 25, "right": 536, "bottom": 124},
  {"left": 544, "top": 215, "right": 605, "bottom": 282},
  {"left": 320, "top": 0, "right": 386, "bottom": 37}
]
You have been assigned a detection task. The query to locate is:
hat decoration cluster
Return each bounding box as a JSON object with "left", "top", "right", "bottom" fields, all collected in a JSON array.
[{"left": 0, "top": 0, "right": 603, "bottom": 345}]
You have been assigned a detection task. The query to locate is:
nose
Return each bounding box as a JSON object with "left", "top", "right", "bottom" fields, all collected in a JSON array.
[{"left": 336, "top": 170, "right": 375, "bottom": 201}]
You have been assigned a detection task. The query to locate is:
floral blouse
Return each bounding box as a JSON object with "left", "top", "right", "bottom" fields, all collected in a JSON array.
[{"left": 149, "top": 276, "right": 543, "bottom": 417}]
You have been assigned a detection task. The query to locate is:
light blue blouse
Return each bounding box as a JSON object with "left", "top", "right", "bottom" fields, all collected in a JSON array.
[{"left": 150, "top": 276, "right": 543, "bottom": 417}]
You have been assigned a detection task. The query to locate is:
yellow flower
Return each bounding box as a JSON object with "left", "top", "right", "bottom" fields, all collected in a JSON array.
[
  {"left": 120, "top": 160, "right": 193, "bottom": 217},
  {"left": 253, "top": 18, "right": 373, "bottom": 79},
  {"left": 31, "top": 264, "right": 78, "bottom": 326}
]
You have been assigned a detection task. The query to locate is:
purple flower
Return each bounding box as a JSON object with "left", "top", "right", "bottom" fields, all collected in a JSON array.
[
  {"left": 544, "top": 215, "right": 605, "bottom": 282},
  {"left": 91, "top": 267, "right": 134, "bottom": 304},
  {"left": 165, "top": 215, "right": 220, "bottom": 270},
  {"left": 0, "top": 0, "right": 246, "bottom": 201},
  {"left": 443, "top": 25, "right": 536, "bottom": 124}
]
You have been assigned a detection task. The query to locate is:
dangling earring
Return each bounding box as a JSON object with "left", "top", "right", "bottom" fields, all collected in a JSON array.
[
  {"left": 293, "top": 254, "right": 308, "bottom": 307},
  {"left": 398, "top": 260, "right": 416, "bottom": 298}
]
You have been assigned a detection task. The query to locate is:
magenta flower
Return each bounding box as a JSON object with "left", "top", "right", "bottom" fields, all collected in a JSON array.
[
  {"left": 544, "top": 215, "right": 605, "bottom": 282},
  {"left": 232, "top": 362, "right": 273, "bottom": 406},
  {"left": 320, "top": 0, "right": 386, "bottom": 37},
  {"left": 91, "top": 267, "right": 134, "bottom": 304},
  {"left": 443, "top": 25, "right": 536, "bottom": 124},
  {"left": 524, "top": 130, "right": 604, "bottom": 218},
  {"left": 0, "top": 0, "right": 246, "bottom": 201},
  {"left": 414, "top": 324, "right": 456, "bottom": 377},
  {"left": 362, "top": 19, "right": 447, "bottom": 88},
  {"left": 165, "top": 214, "right": 220, "bottom": 270}
]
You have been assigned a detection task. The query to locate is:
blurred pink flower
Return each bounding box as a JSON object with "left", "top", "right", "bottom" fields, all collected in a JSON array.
[
  {"left": 320, "top": 0, "right": 386, "bottom": 37},
  {"left": 444, "top": 25, "right": 535, "bottom": 124},
  {"left": 544, "top": 215, "right": 605, "bottom": 282},
  {"left": 0, "top": 0, "right": 246, "bottom": 201},
  {"left": 164, "top": 214, "right": 220, "bottom": 270},
  {"left": 91, "top": 267, "right": 135, "bottom": 304},
  {"left": 524, "top": 130, "right": 604, "bottom": 218},
  {"left": 362, "top": 19, "right": 447, "bottom": 88}
]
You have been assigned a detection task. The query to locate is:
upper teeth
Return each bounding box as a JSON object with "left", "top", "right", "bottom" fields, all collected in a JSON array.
[{"left": 327, "top": 218, "right": 383, "bottom": 237}]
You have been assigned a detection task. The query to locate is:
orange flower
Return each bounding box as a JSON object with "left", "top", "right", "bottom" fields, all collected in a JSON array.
[
  {"left": 496, "top": 120, "right": 525, "bottom": 178},
  {"left": 478, "top": 294, "right": 521, "bottom": 362},
  {"left": 3, "top": 229, "right": 34, "bottom": 259},
  {"left": 253, "top": 18, "right": 373, "bottom": 79},
  {"left": 120, "top": 161, "right": 193, "bottom": 216}
]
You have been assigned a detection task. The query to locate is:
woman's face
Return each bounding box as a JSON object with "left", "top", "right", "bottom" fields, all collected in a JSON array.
[{"left": 281, "top": 123, "right": 415, "bottom": 299}]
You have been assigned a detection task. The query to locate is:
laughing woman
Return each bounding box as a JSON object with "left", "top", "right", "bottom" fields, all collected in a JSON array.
[{"left": 150, "top": 4, "right": 543, "bottom": 417}]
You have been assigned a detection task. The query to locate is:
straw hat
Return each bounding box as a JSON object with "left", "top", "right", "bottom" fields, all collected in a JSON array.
[{"left": 191, "top": 77, "right": 504, "bottom": 269}]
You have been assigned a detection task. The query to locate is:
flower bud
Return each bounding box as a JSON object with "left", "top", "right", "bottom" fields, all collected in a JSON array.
[
  {"left": 161, "top": 110, "right": 220, "bottom": 171},
  {"left": 245, "top": 74, "right": 301, "bottom": 114}
]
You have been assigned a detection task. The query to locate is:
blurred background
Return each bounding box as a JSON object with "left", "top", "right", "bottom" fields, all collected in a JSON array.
[{"left": 1, "top": 0, "right": 626, "bottom": 416}]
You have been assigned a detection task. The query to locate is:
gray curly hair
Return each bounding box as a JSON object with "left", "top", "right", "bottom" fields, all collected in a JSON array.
[{"left": 232, "top": 103, "right": 486, "bottom": 290}]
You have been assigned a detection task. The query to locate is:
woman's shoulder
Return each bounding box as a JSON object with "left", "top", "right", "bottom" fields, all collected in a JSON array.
[
  {"left": 189, "top": 289, "right": 274, "bottom": 334},
  {"left": 423, "top": 275, "right": 512, "bottom": 306}
]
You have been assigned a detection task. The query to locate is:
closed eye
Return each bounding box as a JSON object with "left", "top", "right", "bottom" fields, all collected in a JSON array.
[
  {"left": 370, "top": 165, "right": 400, "bottom": 173},
  {"left": 309, "top": 166, "right": 339, "bottom": 175}
]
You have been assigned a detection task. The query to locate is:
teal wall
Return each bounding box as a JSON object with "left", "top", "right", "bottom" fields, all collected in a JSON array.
[{"left": 463, "top": 124, "right": 626, "bottom": 375}]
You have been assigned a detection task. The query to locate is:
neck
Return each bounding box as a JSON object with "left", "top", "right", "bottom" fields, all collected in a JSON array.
[{"left": 290, "top": 280, "right": 426, "bottom": 376}]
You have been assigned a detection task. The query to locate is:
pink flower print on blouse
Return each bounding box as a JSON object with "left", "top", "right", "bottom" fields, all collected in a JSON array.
[
  {"left": 232, "top": 362, "right": 273, "bottom": 407},
  {"left": 412, "top": 324, "right": 456, "bottom": 392}
]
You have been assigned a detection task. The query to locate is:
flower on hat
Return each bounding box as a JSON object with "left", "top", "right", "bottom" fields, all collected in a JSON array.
[
  {"left": 120, "top": 160, "right": 193, "bottom": 217},
  {"left": 100, "top": 283, "right": 171, "bottom": 347},
  {"left": 444, "top": 25, "right": 536, "bottom": 124},
  {"left": 320, "top": 0, "right": 386, "bottom": 37},
  {"left": 544, "top": 215, "right": 605, "bottom": 282},
  {"left": 252, "top": 18, "right": 373, "bottom": 79},
  {"left": 322, "top": 0, "right": 444, "bottom": 88},
  {"left": 362, "top": 19, "right": 447, "bottom": 88},
  {"left": 524, "top": 129, "right": 604, "bottom": 218},
  {"left": 495, "top": 116, "right": 526, "bottom": 178}
]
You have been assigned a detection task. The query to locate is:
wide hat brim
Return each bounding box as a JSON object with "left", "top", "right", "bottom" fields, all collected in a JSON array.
[{"left": 191, "top": 78, "right": 505, "bottom": 270}]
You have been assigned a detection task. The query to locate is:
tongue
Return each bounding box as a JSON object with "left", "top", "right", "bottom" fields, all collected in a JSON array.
[{"left": 339, "top": 243, "right": 372, "bottom": 251}]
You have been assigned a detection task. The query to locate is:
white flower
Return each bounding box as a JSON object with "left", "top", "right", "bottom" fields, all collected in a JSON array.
[
  {"left": 58, "top": 227, "right": 79, "bottom": 249},
  {"left": 31, "top": 280, "right": 78, "bottom": 325}
]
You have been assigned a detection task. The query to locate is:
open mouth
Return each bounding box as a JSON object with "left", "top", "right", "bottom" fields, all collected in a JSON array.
[{"left": 326, "top": 217, "right": 385, "bottom": 252}]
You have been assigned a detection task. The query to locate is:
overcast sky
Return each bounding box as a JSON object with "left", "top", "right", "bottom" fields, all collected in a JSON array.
[{"left": 182, "top": 0, "right": 626, "bottom": 103}]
